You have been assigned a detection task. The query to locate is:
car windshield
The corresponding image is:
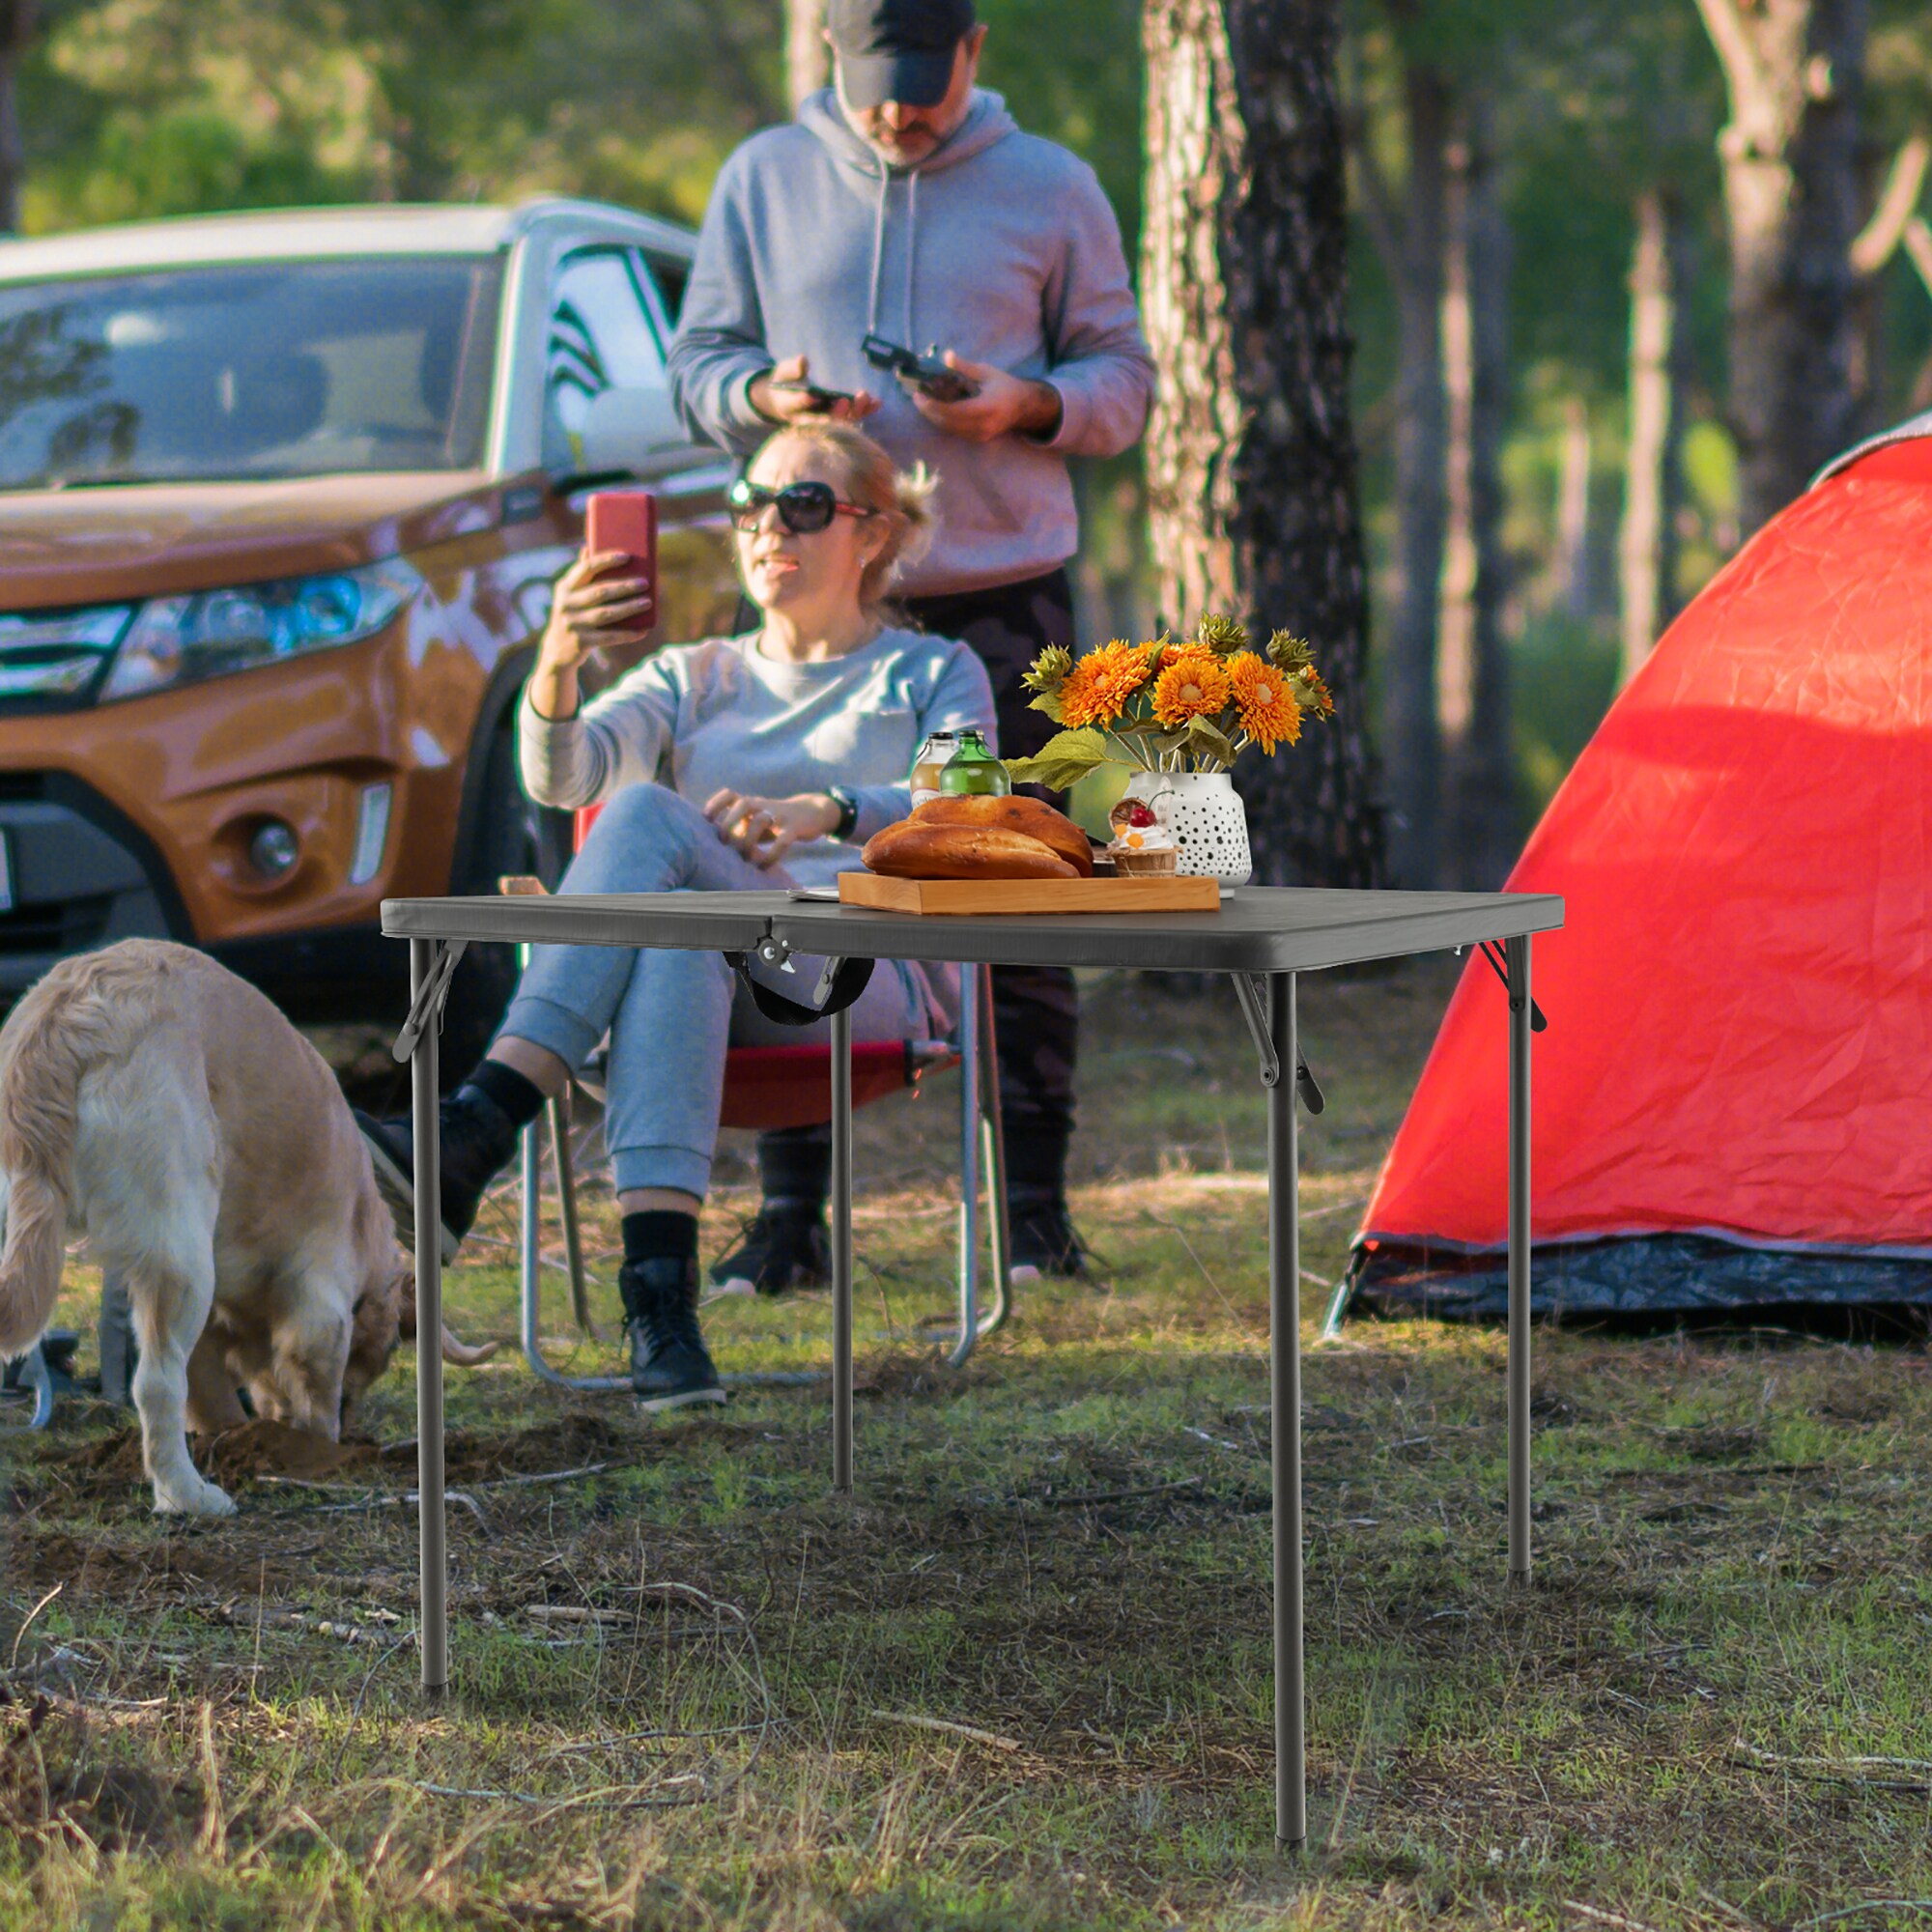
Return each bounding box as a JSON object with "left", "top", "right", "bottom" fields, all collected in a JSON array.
[{"left": 0, "top": 255, "right": 503, "bottom": 491}]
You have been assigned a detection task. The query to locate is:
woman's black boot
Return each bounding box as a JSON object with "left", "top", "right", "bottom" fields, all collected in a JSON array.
[{"left": 620, "top": 1256, "right": 726, "bottom": 1410}]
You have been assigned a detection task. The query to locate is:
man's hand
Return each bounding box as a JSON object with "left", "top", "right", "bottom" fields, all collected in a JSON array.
[
  {"left": 704, "top": 789, "right": 840, "bottom": 869},
  {"left": 748, "top": 354, "right": 881, "bottom": 427},
  {"left": 912, "top": 353, "right": 1063, "bottom": 443}
]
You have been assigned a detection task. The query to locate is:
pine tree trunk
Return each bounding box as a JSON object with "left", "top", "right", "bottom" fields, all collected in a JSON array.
[
  {"left": 1552, "top": 397, "right": 1592, "bottom": 620},
  {"left": 1379, "top": 66, "right": 1450, "bottom": 887},
  {"left": 1142, "top": 0, "right": 1382, "bottom": 887},
  {"left": 1619, "top": 187, "right": 1676, "bottom": 684},
  {"left": 1437, "top": 98, "right": 1515, "bottom": 892},
  {"left": 1696, "top": 0, "right": 1868, "bottom": 536},
  {"left": 786, "top": 0, "right": 828, "bottom": 116},
  {"left": 0, "top": 0, "right": 36, "bottom": 237}
]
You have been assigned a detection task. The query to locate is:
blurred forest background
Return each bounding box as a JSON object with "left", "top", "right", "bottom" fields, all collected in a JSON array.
[{"left": 4, "top": 0, "right": 1932, "bottom": 880}]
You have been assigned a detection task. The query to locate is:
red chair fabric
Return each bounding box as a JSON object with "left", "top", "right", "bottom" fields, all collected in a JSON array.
[{"left": 569, "top": 805, "right": 923, "bottom": 1131}]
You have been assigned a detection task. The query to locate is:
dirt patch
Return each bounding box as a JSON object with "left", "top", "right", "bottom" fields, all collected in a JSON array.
[
  {"left": 438, "top": 1409, "right": 660, "bottom": 1480},
  {"left": 853, "top": 1347, "right": 988, "bottom": 1402},
  {"left": 17, "top": 1527, "right": 331, "bottom": 1598},
  {"left": 39, "top": 1408, "right": 741, "bottom": 1505},
  {"left": 54, "top": 1420, "right": 381, "bottom": 1489}
]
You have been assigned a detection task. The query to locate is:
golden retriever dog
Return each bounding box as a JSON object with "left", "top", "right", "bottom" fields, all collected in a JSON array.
[{"left": 0, "top": 940, "right": 492, "bottom": 1516}]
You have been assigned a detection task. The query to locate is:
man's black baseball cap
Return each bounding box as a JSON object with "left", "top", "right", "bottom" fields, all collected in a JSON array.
[{"left": 827, "top": 0, "right": 977, "bottom": 110}]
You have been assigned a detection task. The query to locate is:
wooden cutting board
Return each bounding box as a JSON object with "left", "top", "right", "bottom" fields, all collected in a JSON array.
[{"left": 838, "top": 871, "right": 1222, "bottom": 915}]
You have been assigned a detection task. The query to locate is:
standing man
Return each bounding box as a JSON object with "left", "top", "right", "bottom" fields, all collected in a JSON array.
[{"left": 668, "top": 0, "right": 1154, "bottom": 1291}]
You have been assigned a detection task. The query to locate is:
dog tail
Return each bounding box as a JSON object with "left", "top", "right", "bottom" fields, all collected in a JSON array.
[{"left": 0, "top": 972, "right": 95, "bottom": 1357}]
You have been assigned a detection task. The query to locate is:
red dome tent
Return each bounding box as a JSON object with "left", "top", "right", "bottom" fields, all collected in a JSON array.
[{"left": 1341, "top": 421, "right": 1932, "bottom": 1321}]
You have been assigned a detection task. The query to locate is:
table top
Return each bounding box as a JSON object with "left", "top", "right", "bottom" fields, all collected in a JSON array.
[{"left": 382, "top": 884, "right": 1563, "bottom": 974}]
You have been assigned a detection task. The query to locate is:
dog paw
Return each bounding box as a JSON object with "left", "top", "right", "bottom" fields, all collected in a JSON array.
[{"left": 154, "top": 1478, "right": 237, "bottom": 1518}]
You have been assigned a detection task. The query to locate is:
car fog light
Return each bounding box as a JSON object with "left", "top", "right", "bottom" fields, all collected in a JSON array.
[
  {"left": 249, "top": 819, "right": 299, "bottom": 881},
  {"left": 349, "top": 782, "right": 392, "bottom": 887}
]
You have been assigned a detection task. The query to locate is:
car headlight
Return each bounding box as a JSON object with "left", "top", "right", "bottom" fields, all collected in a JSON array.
[{"left": 99, "top": 560, "right": 422, "bottom": 701}]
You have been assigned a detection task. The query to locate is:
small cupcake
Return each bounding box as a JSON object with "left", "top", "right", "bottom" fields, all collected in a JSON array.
[{"left": 1107, "top": 797, "right": 1179, "bottom": 875}]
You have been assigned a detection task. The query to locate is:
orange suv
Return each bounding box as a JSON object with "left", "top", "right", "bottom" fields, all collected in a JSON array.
[{"left": 0, "top": 199, "right": 738, "bottom": 1068}]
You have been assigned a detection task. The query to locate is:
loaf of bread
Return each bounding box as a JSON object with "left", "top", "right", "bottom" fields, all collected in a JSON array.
[
  {"left": 910, "top": 794, "right": 1095, "bottom": 875},
  {"left": 861, "top": 820, "right": 1078, "bottom": 881}
]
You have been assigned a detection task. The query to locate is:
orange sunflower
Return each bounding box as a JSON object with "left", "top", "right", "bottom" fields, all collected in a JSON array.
[
  {"left": 1151, "top": 650, "right": 1232, "bottom": 727},
  {"left": 1057, "top": 639, "right": 1153, "bottom": 728},
  {"left": 1228, "top": 650, "right": 1302, "bottom": 752}
]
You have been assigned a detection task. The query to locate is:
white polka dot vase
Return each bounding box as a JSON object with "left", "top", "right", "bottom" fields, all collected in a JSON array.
[{"left": 1122, "top": 770, "right": 1253, "bottom": 886}]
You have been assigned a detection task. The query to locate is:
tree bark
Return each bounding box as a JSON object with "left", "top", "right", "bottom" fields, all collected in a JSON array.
[
  {"left": 786, "top": 0, "right": 828, "bottom": 116},
  {"left": 0, "top": 0, "right": 37, "bottom": 237},
  {"left": 1552, "top": 397, "right": 1591, "bottom": 621},
  {"left": 1378, "top": 66, "right": 1450, "bottom": 886},
  {"left": 1141, "top": 0, "right": 1382, "bottom": 888},
  {"left": 1437, "top": 97, "right": 1514, "bottom": 892},
  {"left": 1619, "top": 187, "right": 1677, "bottom": 684},
  {"left": 1695, "top": 0, "right": 1868, "bottom": 537}
]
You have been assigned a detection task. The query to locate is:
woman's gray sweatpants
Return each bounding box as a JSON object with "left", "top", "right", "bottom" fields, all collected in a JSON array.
[{"left": 498, "top": 783, "right": 949, "bottom": 1199}]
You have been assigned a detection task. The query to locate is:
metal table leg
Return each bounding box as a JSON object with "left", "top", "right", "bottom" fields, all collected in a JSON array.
[
  {"left": 410, "top": 938, "right": 449, "bottom": 1699},
  {"left": 1507, "top": 933, "right": 1533, "bottom": 1586},
  {"left": 1269, "top": 972, "right": 1306, "bottom": 1850},
  {"left": 831, "top": 1003, "right": 854, "bottom": 1494}
]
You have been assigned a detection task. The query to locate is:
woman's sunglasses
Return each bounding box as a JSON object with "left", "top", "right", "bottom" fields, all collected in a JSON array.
[{"left": 727, "top": 477, "right": 871, "bottom": 536}]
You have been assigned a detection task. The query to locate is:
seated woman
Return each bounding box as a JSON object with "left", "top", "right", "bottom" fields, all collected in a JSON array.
[{"left": 358, "top": 423, "right": 994, "bottom": 1410}]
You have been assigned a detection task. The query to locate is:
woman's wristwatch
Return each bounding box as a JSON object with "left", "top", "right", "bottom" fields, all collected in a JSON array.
[{"left": 827, "top": 785, "right": 859, "bottom": 841}]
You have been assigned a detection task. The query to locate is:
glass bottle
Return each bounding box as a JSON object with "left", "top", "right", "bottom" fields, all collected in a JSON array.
[
  {"left": 938, "top": 728, "right": 1010, "bottom": 798},
  {"left": 910, "top": 730, "right": 959, "bottom": 807}
]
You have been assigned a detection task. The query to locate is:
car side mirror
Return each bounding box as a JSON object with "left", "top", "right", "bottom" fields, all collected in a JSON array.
[{"left": 566, "top": 384, "right": 692, "bottom": 482}]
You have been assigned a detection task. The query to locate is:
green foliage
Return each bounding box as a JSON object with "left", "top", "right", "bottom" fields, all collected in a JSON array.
[
  {"left": 1003, "top": 726, "right": 1113, "bottom": 791},
  {"left": 1511, "top": 609, "right": 1620, "bottom": 814}
]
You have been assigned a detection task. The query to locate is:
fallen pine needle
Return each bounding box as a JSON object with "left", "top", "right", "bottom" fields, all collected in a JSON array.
[
  {"left": 1795, "top": 1907, "right": 1932, "bottom": 1929},
  {"left": 1564, "top": 1903, "right": 1666, "bottom": 1932},
  {"left": 869, "top": 1710, "right": 1023, "bottom": 1753}
]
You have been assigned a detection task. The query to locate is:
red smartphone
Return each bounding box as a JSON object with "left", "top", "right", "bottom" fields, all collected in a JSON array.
[{"left": 583, "top": 489, "right": 659, "bottom": 620}]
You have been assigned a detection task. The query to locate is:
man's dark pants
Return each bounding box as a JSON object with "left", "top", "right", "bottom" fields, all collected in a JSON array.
[{"left": 753, "top": 568, "right": 1081, "bottom": 1217}]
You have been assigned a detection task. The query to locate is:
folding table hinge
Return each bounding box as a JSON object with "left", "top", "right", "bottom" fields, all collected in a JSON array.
[
  {"left": 1477, "top": 942, "right": 1548, "bottom": 1032},
  {"left": 391, "top": 939, "right": 469, "bottom": 1063},
  {"left": 1231, "top": 974, "right": 1326, "bottom": 1113}
]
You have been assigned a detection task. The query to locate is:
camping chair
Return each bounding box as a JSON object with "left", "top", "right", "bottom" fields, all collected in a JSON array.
[{"left": 504, "top": 803, "right": 1012, "bottom": 1394}]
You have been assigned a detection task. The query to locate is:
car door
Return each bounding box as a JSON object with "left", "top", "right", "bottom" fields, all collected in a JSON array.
[{"left": 541, "top": 245, "right": 735, "bottom": 660}]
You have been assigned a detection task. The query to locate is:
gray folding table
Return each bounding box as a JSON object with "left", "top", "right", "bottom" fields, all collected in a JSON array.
[{"left": 381, "top": 884, "right": 1563, "bottom": 1849}]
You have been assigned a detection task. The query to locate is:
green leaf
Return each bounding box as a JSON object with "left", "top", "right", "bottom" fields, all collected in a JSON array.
[
  {"left": 1026, "top": 690, "right": 1065, "bottom": 724},
  {"left": 1184, "top": 715, "right": 1239, "bottom": 765},
  {"left": 1003, "top": 727, "right": 1114, "bottom": 792}
]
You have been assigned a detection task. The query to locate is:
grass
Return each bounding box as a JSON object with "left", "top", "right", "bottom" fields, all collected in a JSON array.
[{"left": 4, "top": 962, "right": 1932, "bottom": 1929}]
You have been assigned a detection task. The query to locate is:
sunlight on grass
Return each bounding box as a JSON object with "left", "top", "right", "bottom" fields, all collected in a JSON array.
[{"left": 6, "top": 965, "right": 1931, "bottom": 1928}]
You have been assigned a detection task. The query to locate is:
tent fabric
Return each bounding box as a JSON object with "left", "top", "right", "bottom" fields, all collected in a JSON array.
[{"left": 1349, "top": 431, "right": 1932, "bottom": 1318}]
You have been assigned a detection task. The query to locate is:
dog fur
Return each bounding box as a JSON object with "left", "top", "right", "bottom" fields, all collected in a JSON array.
[{"left": 0, "top": 940, "right": 491, "bottom": 1515}]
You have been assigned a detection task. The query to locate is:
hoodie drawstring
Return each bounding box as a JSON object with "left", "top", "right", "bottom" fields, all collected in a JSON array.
[
  {"left": 903, "top": 169, "right": 920, "bottom": 345},
  {"left": 866, "top": 161, "right": 890, "bottom": 337},
  {"left": 863, "top": 160, "right": 923, "bottom": 346}
]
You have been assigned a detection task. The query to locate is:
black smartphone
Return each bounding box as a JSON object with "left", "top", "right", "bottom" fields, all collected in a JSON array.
[
  {"left": 768, "top": 377, "right": 855, "bottom": 411},
  {"left": 861, "top": 332, "right": 980, "bottom": 403}
]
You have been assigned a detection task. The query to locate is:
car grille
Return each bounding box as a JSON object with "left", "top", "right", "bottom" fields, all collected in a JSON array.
[
  {"left": 0, "top": 605, "right": 132, "bottom": 712},
  {"left": 0, "top": 894, "right": 112, "bottom": 956}
]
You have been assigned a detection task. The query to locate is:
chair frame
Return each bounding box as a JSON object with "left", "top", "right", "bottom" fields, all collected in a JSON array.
[{"left": 517, "top": 960, "right": 1012, "bottom": 1391}]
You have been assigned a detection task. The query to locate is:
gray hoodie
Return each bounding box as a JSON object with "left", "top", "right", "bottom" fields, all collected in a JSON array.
[{"left": 667, "top": 89, "right": 1154, "bottom": 598}]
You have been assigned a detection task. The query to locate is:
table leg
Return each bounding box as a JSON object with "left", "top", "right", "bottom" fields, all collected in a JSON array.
[
  {"left": 411, "top": 938, "right": 448, "bottom": 1699},
  {"left": 1507, "top": 933, "right": 1533, "bottom": 1587},
  {"left": 1269, "top": 972, "right": 1306, "bottom": 1851},
  {"left": 832, "top": 1002, "right": 854, "bottom": 1494}
]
